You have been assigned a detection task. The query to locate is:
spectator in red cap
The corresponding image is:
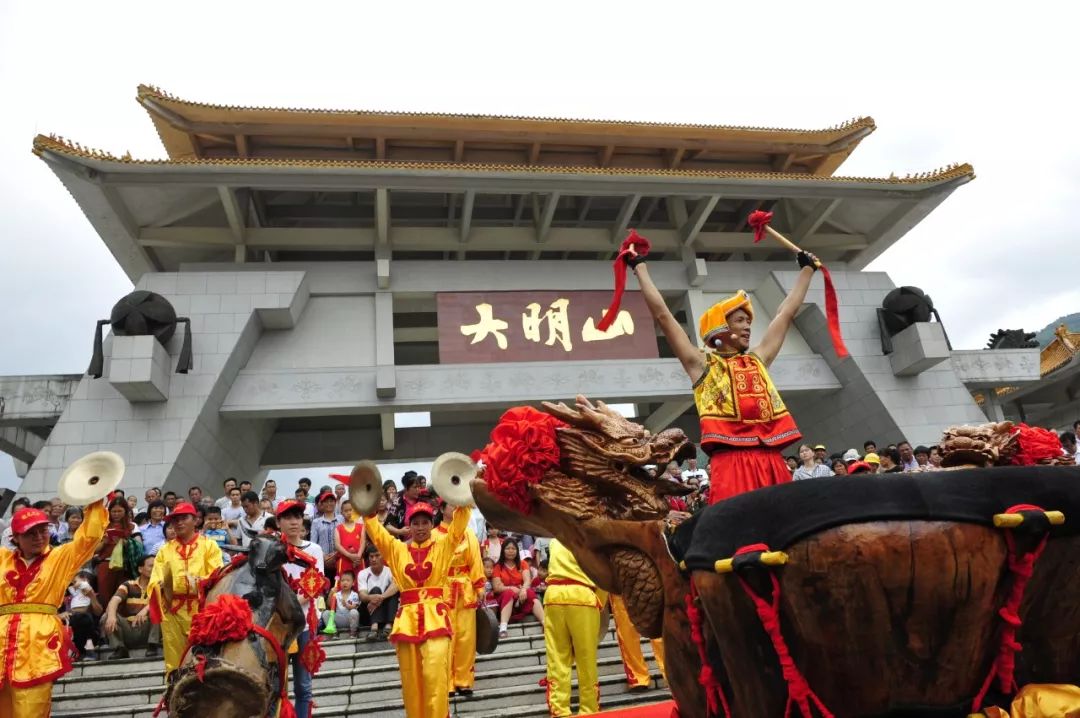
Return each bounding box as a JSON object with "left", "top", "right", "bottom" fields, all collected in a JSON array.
[
  {"left": 276, "top": 499, "right": 324, "bottom": 718},
  {"left": 0, "top": 498, "right": 108, "bottom": 717},
  {"left": 364, "top": 496, "right": 472, "bottom": 718},
  {"left": 310, "top": 491, "right": 341, "bottom": 585},
  {"left": 147, "top": 502, "right": 223, "bottom": 677}
]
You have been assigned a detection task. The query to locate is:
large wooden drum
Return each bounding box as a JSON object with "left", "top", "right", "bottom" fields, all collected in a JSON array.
[{"left": 676, "top": 466, "right": 1080, "bottom": 717}]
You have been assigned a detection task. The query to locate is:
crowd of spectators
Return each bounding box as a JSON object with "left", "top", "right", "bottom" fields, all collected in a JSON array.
[{"left": 4, "top": 416, "right": 1079, "bottom": 668}]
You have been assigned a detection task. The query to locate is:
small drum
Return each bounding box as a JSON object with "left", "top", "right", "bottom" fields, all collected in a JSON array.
[{"left": 675, "top": 466, "right": 1080, "bottom": 717}]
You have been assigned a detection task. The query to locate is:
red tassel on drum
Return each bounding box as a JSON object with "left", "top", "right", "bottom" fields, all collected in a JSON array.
[
  {"left": 971, "top": 505, "right": 1052, "bottom": 713},
  {"left": 686, "top": 579, "right": 731, "bottom": 718},
  {"left": 731, "top": 544, "right": 834, "bottom": 718},
  {"left": 598, "top": 230, "right": 651, "bottom": 332}
]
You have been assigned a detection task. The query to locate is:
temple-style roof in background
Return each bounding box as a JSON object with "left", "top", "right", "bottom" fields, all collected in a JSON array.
[
  {"left": 1042, "top": 325, "right": 1080, "bottom": 376},
  {"left": 136, "top": 84, "right": 875, "bottom": 176},
  {"left": 31, "top": 87, "right": 975, "bottom": 282}
]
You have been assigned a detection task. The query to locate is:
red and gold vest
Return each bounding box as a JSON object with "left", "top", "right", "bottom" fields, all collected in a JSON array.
[{"left": 692, "top": 351, "right": 801, "bottom": 450}]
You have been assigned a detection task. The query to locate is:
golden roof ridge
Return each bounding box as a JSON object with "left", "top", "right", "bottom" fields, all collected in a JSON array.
[
  {"left": 136, "top": 84, "right": 876, "bottom": 137},
  {"left": 32, "top": 133, "right": 974, "bottom": 186}
]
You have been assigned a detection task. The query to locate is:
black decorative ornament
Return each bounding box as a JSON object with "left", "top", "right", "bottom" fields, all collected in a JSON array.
[
  {"left": 985, "top": 329, "right": 1038, "bottom": 350},
  {"left": 876, "top": 286, "right": 951, "bottom": 355},
  {"left": 88, "top": 291, "right": 193, "bottom": 378}
]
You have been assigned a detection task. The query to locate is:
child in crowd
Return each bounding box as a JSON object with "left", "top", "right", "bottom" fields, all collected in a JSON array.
[
  {"left": 201, "top": 506, "right": 232, "bottom": 548},
  {"left": 481, "top": 557, "right": 498, "bottom": 609},
  {"left": 324, "top": 571, "right": 361, "bottom": 637},
  {"left": 533, "top": 559, "right": 549, "bottom": 599},
  {"left": 64, "top": 570, "right": 102, "bottom": 660}
]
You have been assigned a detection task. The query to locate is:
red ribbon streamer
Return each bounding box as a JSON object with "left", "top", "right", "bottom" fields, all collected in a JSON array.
[
  {"left": 746, "top": 211, "right": 848, "bottom": 359},
  {"left": 598, "top": 229, "right": 651, "bottom": 331}
]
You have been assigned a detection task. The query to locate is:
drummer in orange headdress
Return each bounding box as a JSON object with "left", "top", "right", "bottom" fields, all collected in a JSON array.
[{"left": 629, "top": 248, "right": 820, "bottom": 503}]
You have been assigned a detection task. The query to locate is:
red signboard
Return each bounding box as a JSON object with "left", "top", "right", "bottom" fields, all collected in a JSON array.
[{"left": 437, "top": 291, "right": 659, "bottom": 364}]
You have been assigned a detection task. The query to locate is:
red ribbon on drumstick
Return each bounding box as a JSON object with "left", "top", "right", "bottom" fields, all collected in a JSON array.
[
  {"left": 747, "top": 210, "right": 849, "bottom": 359},
  {"left": 597, "top": 229, "right": 651, "bottom": 332}
]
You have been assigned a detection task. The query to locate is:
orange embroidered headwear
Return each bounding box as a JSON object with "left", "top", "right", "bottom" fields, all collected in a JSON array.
[{"left": 699, "top": 290, "right": 753, "bottom": 348}]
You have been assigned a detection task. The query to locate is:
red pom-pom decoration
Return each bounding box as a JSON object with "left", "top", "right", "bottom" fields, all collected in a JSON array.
[
  {"left": 188, "top": 594, "right": 254, "bottom": 646},
  {"left": 747, "top": 210, "right": 774, "bottom": 243},
  {"left": 1011, "top": 424, "right": 1065, "bottom": 465},
  {"left": 475, "top": 406, "right": 565, "bottom": 514}
]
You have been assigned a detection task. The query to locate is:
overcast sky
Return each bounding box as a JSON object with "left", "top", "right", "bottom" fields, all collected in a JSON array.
[{"left": 2, "top": 1, "right": 1078, "bottom": 490}]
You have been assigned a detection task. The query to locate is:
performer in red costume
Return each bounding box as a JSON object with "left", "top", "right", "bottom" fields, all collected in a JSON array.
[{"left": 628, "top": 244, "right": 821, "bottom": 503}]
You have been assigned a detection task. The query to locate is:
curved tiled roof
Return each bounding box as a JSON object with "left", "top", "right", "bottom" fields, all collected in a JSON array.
[
  {"left": 136, "top": 84, "right": 876, "bottom": 137},
  {"left": 1042, "top": 325, "right": 1080, "bottom": 376},
  {"left": 32, "top": 134, "right": 975, "bottom": 186}
]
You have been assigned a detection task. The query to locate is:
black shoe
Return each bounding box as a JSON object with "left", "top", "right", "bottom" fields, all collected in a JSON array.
[
  {"left": 456, "top": 688, "right": 473, "bottom": 697},
  {"left": 145, "top": 645, "right": 160, "bottom": 658},
  {"left": 628, "top": 684, "right": 651, "bottom": 694},
  {"left": 105, "top": 648, "right": 129, "bottom": 661}
]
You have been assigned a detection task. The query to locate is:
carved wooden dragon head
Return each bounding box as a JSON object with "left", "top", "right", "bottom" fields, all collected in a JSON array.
[{"left": 471, "top": 395, "right": 694, "bottom": 605}]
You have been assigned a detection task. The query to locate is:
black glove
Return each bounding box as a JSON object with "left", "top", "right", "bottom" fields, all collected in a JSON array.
[
  {"left": 796, "top": 250, "right": 821, "bottom": 271},
  {"left": 625, "top": 253, "right": 647, "bottom": 270}
]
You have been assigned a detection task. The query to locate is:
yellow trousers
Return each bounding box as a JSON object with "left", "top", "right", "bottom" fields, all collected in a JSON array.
[
  {"left": 544, "top": 604, "right": 601, "bottom": 717},
  {"left": 0, "top": 681, "right": 53, "bottom": 718},
  {"left": 610, "top": 595, "right": 666, "bottom": 687},
  {"left": 448, "top": 604, "right": 477, "bottom": 690},
  {"left": 396, "top": 636, "right": 451, "bottom": 718},
  {"left": 161, "top": 610, "right": 194, "bottom": 677}
]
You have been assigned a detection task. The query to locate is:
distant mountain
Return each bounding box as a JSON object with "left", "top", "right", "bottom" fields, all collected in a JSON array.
[{"left": 1036, "top": 313, "right": 1080, "bottom": 346}]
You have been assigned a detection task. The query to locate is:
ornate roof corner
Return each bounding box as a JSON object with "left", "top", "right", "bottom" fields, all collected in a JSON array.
[{"left": 1040, "top": 325, "right": 1080, "bottom": 376}]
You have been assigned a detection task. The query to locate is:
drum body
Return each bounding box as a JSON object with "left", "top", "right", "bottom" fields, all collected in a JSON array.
[{"left": 677, "top": 466, "right": 1080, "bottom": 717}]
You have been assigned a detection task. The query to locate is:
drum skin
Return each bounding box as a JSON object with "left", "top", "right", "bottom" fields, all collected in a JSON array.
[{"left": 693, "top": 521, "right": 1080, "bottom": 717}]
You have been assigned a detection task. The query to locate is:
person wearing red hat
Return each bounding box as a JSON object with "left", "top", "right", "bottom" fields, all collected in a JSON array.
[
  {"left": 628, "top": 246, "right": 819, "bottom": 503},
  {"left": 276, "top": 499, "right": 325, "bottom": 718},
  {"left": 433, "top": 499, "right": 485, "bottom": 696},
  {"left": 147, "top": 501, "right": 223, "bottom": 676},
  {"left": 364, "top": 497, "right": 472, "bottom": 718},
  {"left": 0, "top": 500, "right": 108, "bottom": 717}
]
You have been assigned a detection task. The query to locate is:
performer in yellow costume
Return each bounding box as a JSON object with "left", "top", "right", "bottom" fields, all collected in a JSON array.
[
  {"left": 148, "top": 501, "right": 224, "bottom": 676},
  {"left": 542, "top": 539, "right": 608, "bottom": 717},
  {"left": 0, "top": 502, "right": 106, "bottom": 717},
  {"left": 365, "top": 499, "right": 471, "bottom": 718},
  {"left": 434, "top": 499, "right": 486, "bottom": 696},
  {"left": 610, "top": 595, "right": 666, "bottom": 691}
]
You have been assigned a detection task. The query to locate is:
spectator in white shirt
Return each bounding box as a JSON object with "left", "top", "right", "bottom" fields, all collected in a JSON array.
[
  {"left": 356, "top": 547, "right": 399, "bottom": 641},
  {"left": 324, "top": 571, "right": 362, "bottom": 637},
  {"left": 261, "top": 479, "right": 282, "bottom": 510},
  {"left": 236, "top": 491, "right": 271, "bottom": 547},
  {"left": 215, "top": 478, "right": 238, "bottom": 511},
  {"left": 682, "top": 458, "right": 707, "bottom": 484},
  {"left": 792, "top": 444, "right": 834, "bottom": 480},
  {"left": 897, "top": 441, "right": 920, "bottom": 472},
  {"left": 333, "top": 482, "right": 348, "bottom": 517},
  {"left": 221, "top": 487, "right": 245, "bottom": 539}
]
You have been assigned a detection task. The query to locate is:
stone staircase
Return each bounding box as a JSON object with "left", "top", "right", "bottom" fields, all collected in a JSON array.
[{"left": 51, "top": 619, "right": 669, "bottom": 717}]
